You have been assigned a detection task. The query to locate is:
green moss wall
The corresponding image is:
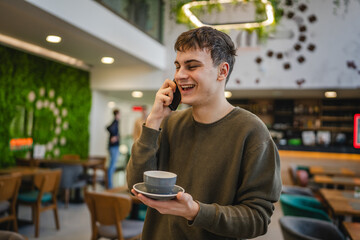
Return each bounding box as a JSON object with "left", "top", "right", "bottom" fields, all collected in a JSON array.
[{"left": 0, "top": 45, "right": 91, "bottom": 167}]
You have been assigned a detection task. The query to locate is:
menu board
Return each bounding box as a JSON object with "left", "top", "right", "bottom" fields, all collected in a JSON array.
[{"left": 354, "top": 114, "right": 360, "bottom": 148}]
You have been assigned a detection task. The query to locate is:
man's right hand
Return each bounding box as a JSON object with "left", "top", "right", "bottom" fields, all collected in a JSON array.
[{"left": 145, "top": 79, "right": 177, "bottom": 130}]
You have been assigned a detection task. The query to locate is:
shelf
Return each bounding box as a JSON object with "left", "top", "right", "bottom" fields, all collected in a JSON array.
[
  {"left": 319, "top": 127, "right": 353, "bottom": 132},
  {"left": 322, "top": 106, "right": 360, "bottom": 111},
  {"left": 274, "top": 111, "right": 293, "bottom": 115},
  {"left": 321, "top": 116, "right": 354, "bottom": 121}
]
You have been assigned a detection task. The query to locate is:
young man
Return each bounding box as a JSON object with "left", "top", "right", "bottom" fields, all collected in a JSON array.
[
  {"left": 106, "top": 108, "right": 120, "bottom": 188},
  {"left": 127, "top": 27, "right": 282, "bottom": 239}
]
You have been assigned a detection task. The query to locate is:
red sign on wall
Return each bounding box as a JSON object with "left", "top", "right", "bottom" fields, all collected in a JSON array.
[
  {"left": 354, "top": 114, "right": 360, "bottom": 148},
  {"left": 10, "top": 138, "right": 33, "bottom": 151}
]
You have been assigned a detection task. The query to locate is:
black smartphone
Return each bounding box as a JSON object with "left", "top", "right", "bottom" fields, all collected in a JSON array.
[{"left": 168, "top": 80, "right": 181, "bottom": 111}]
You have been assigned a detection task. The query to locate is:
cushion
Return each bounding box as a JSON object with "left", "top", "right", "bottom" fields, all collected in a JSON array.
[
  {"left": 0, "top": 201, "right": 10, "bottom": 214},
  {"left": 18, "top": 190, "right": 52, "bottom": 203}
]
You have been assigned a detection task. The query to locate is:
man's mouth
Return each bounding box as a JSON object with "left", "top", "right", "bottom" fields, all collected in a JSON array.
[{"left": 180, "top": 84, "right": 195, "bottom": 91}]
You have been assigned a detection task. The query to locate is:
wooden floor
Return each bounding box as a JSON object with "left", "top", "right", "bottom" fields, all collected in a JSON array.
[{"left": 14, "top": 150, "right": 360, "bottom": 240}]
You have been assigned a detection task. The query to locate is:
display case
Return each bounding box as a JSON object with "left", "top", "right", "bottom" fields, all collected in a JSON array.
[{"left": 229, "top": 98, "right": 360, "bottom": 153}]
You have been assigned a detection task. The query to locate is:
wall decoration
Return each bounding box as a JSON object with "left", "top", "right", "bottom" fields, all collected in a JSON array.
[
  {"left": 26, "top": 87, "right": 69, "bottom": 158},
  {"left": 0, "top": 45, "right": 91, "bottom": 167},
  {"left": 249, "top": 0, "right": 320, "bottom": 87}
]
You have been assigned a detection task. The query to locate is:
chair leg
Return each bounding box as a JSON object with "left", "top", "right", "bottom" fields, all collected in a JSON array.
[
  {"left": 104, "top": 171, "right": 109, "bottom": 189},
  {"left": 53, "top": 207, "right": 60, "bottom": 230},
  {"left": 92, "top": 169, "right": 96, "bottom": 190},
  {"left": 34, "top": 205, "right": 40, "bottom": 238},
  {"left": 31, "top": 205, "right": 36, "bottom": 224},
  {"left": 65, "top": 189, "right": 69, "bottom": 208},
  {"left": 13, "top": 216, "right": 18, "bottom": 232}
]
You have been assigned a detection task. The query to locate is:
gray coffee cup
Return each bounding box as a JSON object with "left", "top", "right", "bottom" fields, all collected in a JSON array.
[{"left": 143, "top": 170, "right": 177, "bottom": 194}]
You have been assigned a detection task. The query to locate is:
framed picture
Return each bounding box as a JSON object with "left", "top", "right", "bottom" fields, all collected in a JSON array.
[{"left": 354, "top": 114, "right": 360, "bottom": 148}]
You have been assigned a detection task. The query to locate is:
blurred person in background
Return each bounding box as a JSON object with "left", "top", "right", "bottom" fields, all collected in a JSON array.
[{"left": 106, "top": 108, "right": 120, "bottom": 188}]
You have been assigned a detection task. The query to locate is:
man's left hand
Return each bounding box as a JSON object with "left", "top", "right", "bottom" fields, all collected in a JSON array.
[{"left": 131, "top": 189, "right": 200, "bottom": 221}]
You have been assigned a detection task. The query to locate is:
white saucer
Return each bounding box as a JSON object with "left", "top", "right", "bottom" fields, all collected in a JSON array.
[{"left": 133, "top": 182, "right": 184, "bottom": 200}]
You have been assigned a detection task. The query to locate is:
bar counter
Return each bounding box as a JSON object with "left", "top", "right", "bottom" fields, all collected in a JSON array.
[
  {"left": 279, "top": 150, "right": 360, "bottom": 162},
  {"left": 277, "top": 145, "right": 360, "bottom": 154}
]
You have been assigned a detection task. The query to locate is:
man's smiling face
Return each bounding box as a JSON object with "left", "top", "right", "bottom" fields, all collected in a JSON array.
[{"left": 174, "top": 48, "right": 222, "bottom": 107}]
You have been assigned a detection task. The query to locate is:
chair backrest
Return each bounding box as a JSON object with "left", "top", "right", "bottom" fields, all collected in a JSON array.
[
  {"left": 0, "top": 173, "right": 22, "bottom": 202},
  {"left": 280, "top": 194, "right": 331, "bottom": 221},
  {"left": 288, "top": 164, "right": 298, "bottom": 185},
  {"left": 282, "top": 185, "right": 314, "bottom": 197},
  {"left": 85, "top": 192, "right": 132, "bottom": 238},
  {"left": 279, "top": 216, "right": 345, "bottom": 240},
  {"left": 61, "top": 154, "right": 80, "bottom": 160},
  {"left": 88, "top": 156, "right": 107, "bottom": 169},
  {"left": 34, "top": 169, "right": 62, "bottom": 196}
]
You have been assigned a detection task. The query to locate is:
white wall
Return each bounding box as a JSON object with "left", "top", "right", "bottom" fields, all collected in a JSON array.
[
  {"left": 91, "top": 65, "right": 165, "bottom": 90},
  {"left": 225, "top": 0, "right": 360, "bottom": 90},
  {"left": 160, "top": 0, "right": 360, "bottom": 91}
]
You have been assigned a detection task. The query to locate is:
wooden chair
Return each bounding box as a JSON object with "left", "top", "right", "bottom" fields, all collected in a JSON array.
[
  {"left": 87, "top": 156, "right": 108, "bottom": 190},
  {"left": 0, "top": 173, "right": 22, "bottom": 232},
  {"left": 85, "top": 191, "right": 143, "bottom": 240},
  {"left": 58, "top": 154, "right": 87, "bottom": 207},
  {"left": 17, "top": 169, "right": 62, "bottom": 238}
]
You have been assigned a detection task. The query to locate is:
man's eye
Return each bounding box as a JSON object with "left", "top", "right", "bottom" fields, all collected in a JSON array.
[{"left": 188, "top": 65, "right": 198, "bottom": 69}]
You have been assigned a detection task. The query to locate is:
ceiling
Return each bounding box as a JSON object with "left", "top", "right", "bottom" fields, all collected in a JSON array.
[{"left": 0, "top": 0, "right": 147, "bottom": 70}]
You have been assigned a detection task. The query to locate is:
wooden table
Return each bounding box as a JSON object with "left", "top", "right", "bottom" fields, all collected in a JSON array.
[
  {"left": 309, "top": 166, "right": 355, "bottom": 177},
  {"left": 0, "top": 166, "right": 47, "bottom": 177},
  {"left": 319, "top": 188, "right": 360, "bottom": 222},
  {"left": 313, "top": 175, "right": 360, "bottom": 189},
  {"left": 343, "top": 222, "right": 360, "bottom": 240},
  {"left": 17, "top": 157, "right": 103, "bottom": 168}
]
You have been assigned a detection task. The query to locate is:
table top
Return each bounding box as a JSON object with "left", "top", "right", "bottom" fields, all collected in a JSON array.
[
  {"left": 343, "top": 222, "right": 360, "bottom": 240},
  {"left": 319, "top": 189, "right": 360, "bottom": 217},
  {"left": 309, "top": 166, "right": 355, "bottom": 177},
  {"left": 314, "top": 175, "right": 360, "bottom": 187},
  {"left": 0, "top": 166, "right": 48, "bottom": 177},
  {"left": 17, "top": 158, "right": 103, "bottom": 168}
]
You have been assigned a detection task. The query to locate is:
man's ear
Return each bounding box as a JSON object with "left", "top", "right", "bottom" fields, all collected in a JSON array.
[{"left": 217, "top": 62, "right": 229, "bottom": 82}]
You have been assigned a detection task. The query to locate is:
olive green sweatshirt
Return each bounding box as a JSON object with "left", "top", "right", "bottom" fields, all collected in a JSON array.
[{"left": 127, "top": 107, "right": 282, "bottom": 240}]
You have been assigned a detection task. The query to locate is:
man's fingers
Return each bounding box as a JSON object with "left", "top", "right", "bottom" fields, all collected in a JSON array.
[
  {"left": 157, "top": 87, "right": 173, "bottom": 106},
  {"left": 161, "top": 79, "right": 176, "bottom": 92}
]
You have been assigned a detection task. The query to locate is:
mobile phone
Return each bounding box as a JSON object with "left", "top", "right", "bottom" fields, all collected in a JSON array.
[{"left": 168, "top": 80, "right": 181, "bottom": 111}]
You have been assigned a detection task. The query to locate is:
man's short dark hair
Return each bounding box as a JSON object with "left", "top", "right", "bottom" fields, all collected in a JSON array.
[
  {"left": 113, "top": 109, "right": 120, "bottom": 116},
  {"left": 174, "top": 26, "right": 237, "bottom": 84}
]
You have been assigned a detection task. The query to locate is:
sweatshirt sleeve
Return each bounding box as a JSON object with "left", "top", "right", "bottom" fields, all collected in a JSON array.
[
  {"left": 189, "top": 132, "right": 282, "bottom": 238},
  {"left": 126, "top": 125, "right": 162, "bottom": 190}
]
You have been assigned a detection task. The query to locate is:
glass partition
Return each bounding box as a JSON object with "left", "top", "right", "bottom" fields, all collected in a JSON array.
[{"left": 96, "top": 0, "right": 164, "bottom": 43}]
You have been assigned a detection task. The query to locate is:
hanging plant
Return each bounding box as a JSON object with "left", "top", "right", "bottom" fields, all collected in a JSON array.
[{"left": 170, "top": 0, "right": 284, "bottom": 42}]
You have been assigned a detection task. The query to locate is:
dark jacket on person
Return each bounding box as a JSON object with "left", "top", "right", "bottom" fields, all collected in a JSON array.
[{"left": 107, "top": 120, "right": 120, "bottom": 147}]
